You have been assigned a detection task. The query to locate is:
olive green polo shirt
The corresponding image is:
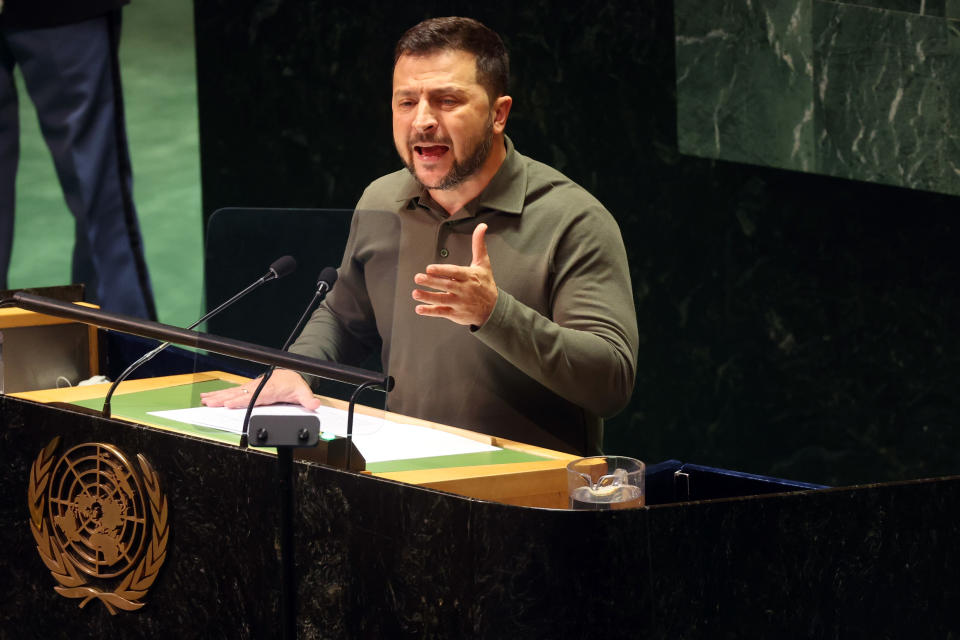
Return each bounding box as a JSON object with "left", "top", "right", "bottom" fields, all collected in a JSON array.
[{"left": 290, "top": 137, "right": 638, "bottom": 455}]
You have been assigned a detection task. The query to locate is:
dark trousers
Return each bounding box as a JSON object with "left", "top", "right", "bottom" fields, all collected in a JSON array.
[{"left": 0, "top": 11, "right": 156, "bottom": 319}]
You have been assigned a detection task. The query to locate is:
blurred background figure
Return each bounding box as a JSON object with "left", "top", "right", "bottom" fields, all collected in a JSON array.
[{"left": 0, "top": 0, "right": 156, "bottom": 319}]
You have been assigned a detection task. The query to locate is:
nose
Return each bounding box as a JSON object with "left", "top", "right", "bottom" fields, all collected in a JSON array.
[{"left": 412, "top": 100, "right": 437, "bottom": 133}]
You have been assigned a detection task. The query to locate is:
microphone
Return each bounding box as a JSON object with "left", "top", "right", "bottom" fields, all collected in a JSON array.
[
  {"left": 312, "top": 267, "right": 338, "bottom": 304},
  {"left": 264, "top": 255, "right": 297, "bottom": 282},
  {"left": 102, "top": 255, "right": 297, "bottom": 418},
  {"left": 240, "top": 267, "right": 338, "bottom": 445}
]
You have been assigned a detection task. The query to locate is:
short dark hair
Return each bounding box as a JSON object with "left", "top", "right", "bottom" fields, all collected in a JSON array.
[{"left": 395, "top": 17, "right": 509, "bottom": 101}]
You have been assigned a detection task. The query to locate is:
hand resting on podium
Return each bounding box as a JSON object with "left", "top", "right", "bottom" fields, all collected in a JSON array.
[{"left": 199, "top": 369, "right": 322, "bottom": 410}]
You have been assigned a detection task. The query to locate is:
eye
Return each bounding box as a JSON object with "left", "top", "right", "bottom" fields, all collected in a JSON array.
[{"left": 434, "top": 96, "right": 460, "bottom": 108}]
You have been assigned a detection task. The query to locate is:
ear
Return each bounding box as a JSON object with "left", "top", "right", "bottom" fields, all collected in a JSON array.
[{"left": 492, "top": 95, "right": 512, "bottom": 134}]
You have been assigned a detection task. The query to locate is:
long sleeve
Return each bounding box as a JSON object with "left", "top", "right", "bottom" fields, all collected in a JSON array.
[{"left": 472, "top": 203, "right": 638, "bottom": 418}]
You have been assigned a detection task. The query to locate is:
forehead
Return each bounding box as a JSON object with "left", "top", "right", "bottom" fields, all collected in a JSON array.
[{"left": 392, "top": 49, "right": 480, "bottom": 91}]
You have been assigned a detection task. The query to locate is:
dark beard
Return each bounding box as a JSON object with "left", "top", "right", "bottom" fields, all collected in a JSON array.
[{"left": 404, "top": 118, "right": 494, "bottom": 190}]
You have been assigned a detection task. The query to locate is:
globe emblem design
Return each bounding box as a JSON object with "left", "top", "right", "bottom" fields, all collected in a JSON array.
[{"left": 46, "top": 443, "right": 149, "bottom": 579}]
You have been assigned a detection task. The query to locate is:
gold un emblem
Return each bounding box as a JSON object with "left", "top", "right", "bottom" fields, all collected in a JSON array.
[{"left": 28, "top": 437, "right": 169, "bottom": 614}]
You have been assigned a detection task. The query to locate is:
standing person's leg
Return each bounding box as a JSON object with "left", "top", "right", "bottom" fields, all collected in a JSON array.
[
  {"left": 7, "top": 12, "right": 156, "bottom": 319},
  {"left": 0, "top": 34, "right": 20, "bottom": 290}
]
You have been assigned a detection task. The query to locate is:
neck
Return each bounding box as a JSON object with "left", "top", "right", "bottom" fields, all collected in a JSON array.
[{"left": 428, "top": 136, "right": 507, "bottom": 216}]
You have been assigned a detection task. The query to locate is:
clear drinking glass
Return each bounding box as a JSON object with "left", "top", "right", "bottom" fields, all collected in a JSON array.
[{"left": 566, "top": 456, "right": 645, "bottom": 510}]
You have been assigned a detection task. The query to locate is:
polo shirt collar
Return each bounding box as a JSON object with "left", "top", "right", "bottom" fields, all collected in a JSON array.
[
  {"left": 396, "top": 135, "right": 527, "bottom": 217},
  {"left": 474, "top": 135, "right": 525, "bottom": 215}
]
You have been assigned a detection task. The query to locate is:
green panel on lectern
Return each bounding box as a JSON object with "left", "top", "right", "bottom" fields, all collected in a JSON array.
[
  {"left": 72, "top": 380, "right": 241, "bottom": 445},
  {"left": 69, "top": 381, "right": 548, "bottom": 470},
  {"left": 365, "top": 450, "right": 549, "bottom": 473}
]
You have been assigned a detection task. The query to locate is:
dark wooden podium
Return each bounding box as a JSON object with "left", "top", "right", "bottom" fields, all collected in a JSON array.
[{"left": 2, "top": 389, "right": 959, "bottom": 638}]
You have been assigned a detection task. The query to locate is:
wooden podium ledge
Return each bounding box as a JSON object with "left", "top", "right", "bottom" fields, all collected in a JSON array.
[{"left": 11, "top": 371, "right": 578, "bottom": 509}]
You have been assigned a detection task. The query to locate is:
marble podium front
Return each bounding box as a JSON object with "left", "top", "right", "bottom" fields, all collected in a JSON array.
[{"left": 2, "top": 394, "right": 958, "bottom": 637}]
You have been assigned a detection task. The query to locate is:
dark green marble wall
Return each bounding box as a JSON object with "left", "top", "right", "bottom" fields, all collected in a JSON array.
[
  {"left": 195, "top": 0, "right": 960, "bottom": 487},
  {"left": 676, "top": 0, "right": 960, "bottom": 195}
]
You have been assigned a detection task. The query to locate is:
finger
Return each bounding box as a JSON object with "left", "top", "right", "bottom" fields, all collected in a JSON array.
[
  {"left": 221, "top": 394, "right": 266, "bottom": 409},
  {"left": 200, "top": 386, "right": 250, "bottom": 407},
  {"left": 471, "top": 223, "right": 489, "bottom": 268},
  {"left": 415, "top": 303, "right": 455, "bottom": 317},
  {"left": 414, "top": 271, "right": 460, "bottom": 291},
  {"left": 412, "top": 288, "right": 454, "bottom": 305},
  {"left": 201, "top": 385, "right": 248, "bottom": 396},
  {"left": 200, "top": 387, "right": 241, "bottom": 399},
  {"left": 221, "top": 384, "right": 271, "bottom": 409},
  {"left": 216, "top": 389, "right": 264, "bottom": 409},
  {"left": 421, "top": 265, "right": 469, "bottom": 281}
]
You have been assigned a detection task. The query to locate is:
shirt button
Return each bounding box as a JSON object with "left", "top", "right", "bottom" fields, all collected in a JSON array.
[{"left": 439, "top": 248, "right": 449, "bottom": 258}]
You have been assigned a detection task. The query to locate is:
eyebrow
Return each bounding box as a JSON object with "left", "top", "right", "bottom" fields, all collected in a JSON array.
[{"left": 393, "top": 86, "right": 471, "bottom": 99}]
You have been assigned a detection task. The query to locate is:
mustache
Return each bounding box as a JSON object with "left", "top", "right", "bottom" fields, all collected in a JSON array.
[{"left": 409, "top": 133, "right": 452, "bottom": 146}]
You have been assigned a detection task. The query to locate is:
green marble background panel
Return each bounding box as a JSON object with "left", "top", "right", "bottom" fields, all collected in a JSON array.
[
  {"left": 813, "top": 2, "right": 960, "bottom": 194},
  {"left": 676, "top": 0, "right": 816, "bottom": 172},
  {"left": 828, "top": 0, "right": 947, "bottom": 17},
  {"left": 677, "top": 0, "right": 960, "bottom": 195}
]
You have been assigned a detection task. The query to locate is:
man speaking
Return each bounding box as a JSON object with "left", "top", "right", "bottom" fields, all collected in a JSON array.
[{"left": 202, "top": 17, "right": 638, "bottom": 456}]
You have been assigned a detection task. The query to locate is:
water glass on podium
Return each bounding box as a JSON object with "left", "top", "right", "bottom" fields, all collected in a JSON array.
[{"left": 566, "top": 456, "right": 645, "bottom": 510}]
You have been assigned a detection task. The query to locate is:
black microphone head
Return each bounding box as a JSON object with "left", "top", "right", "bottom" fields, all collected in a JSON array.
[
  {"left": 267, "top": 255, "right": 297, "bottom": 280},
  {"left": 317, "top": 266, "right": 338, "bottom": 289}
]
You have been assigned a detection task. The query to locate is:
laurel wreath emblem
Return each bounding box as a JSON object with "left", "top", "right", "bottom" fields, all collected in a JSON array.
[{"left": 28, "top": 437, "right": 169, "bottom": 615}]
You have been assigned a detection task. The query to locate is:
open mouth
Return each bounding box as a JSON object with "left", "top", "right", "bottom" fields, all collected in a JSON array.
[{"left": 414, "top": 144, "right": 450, "bottom": 159}]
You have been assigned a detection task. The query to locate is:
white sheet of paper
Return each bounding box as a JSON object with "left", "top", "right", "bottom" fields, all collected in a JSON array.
[{"left": 148, "top": 404, "right": 498, "bottom": 463}]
